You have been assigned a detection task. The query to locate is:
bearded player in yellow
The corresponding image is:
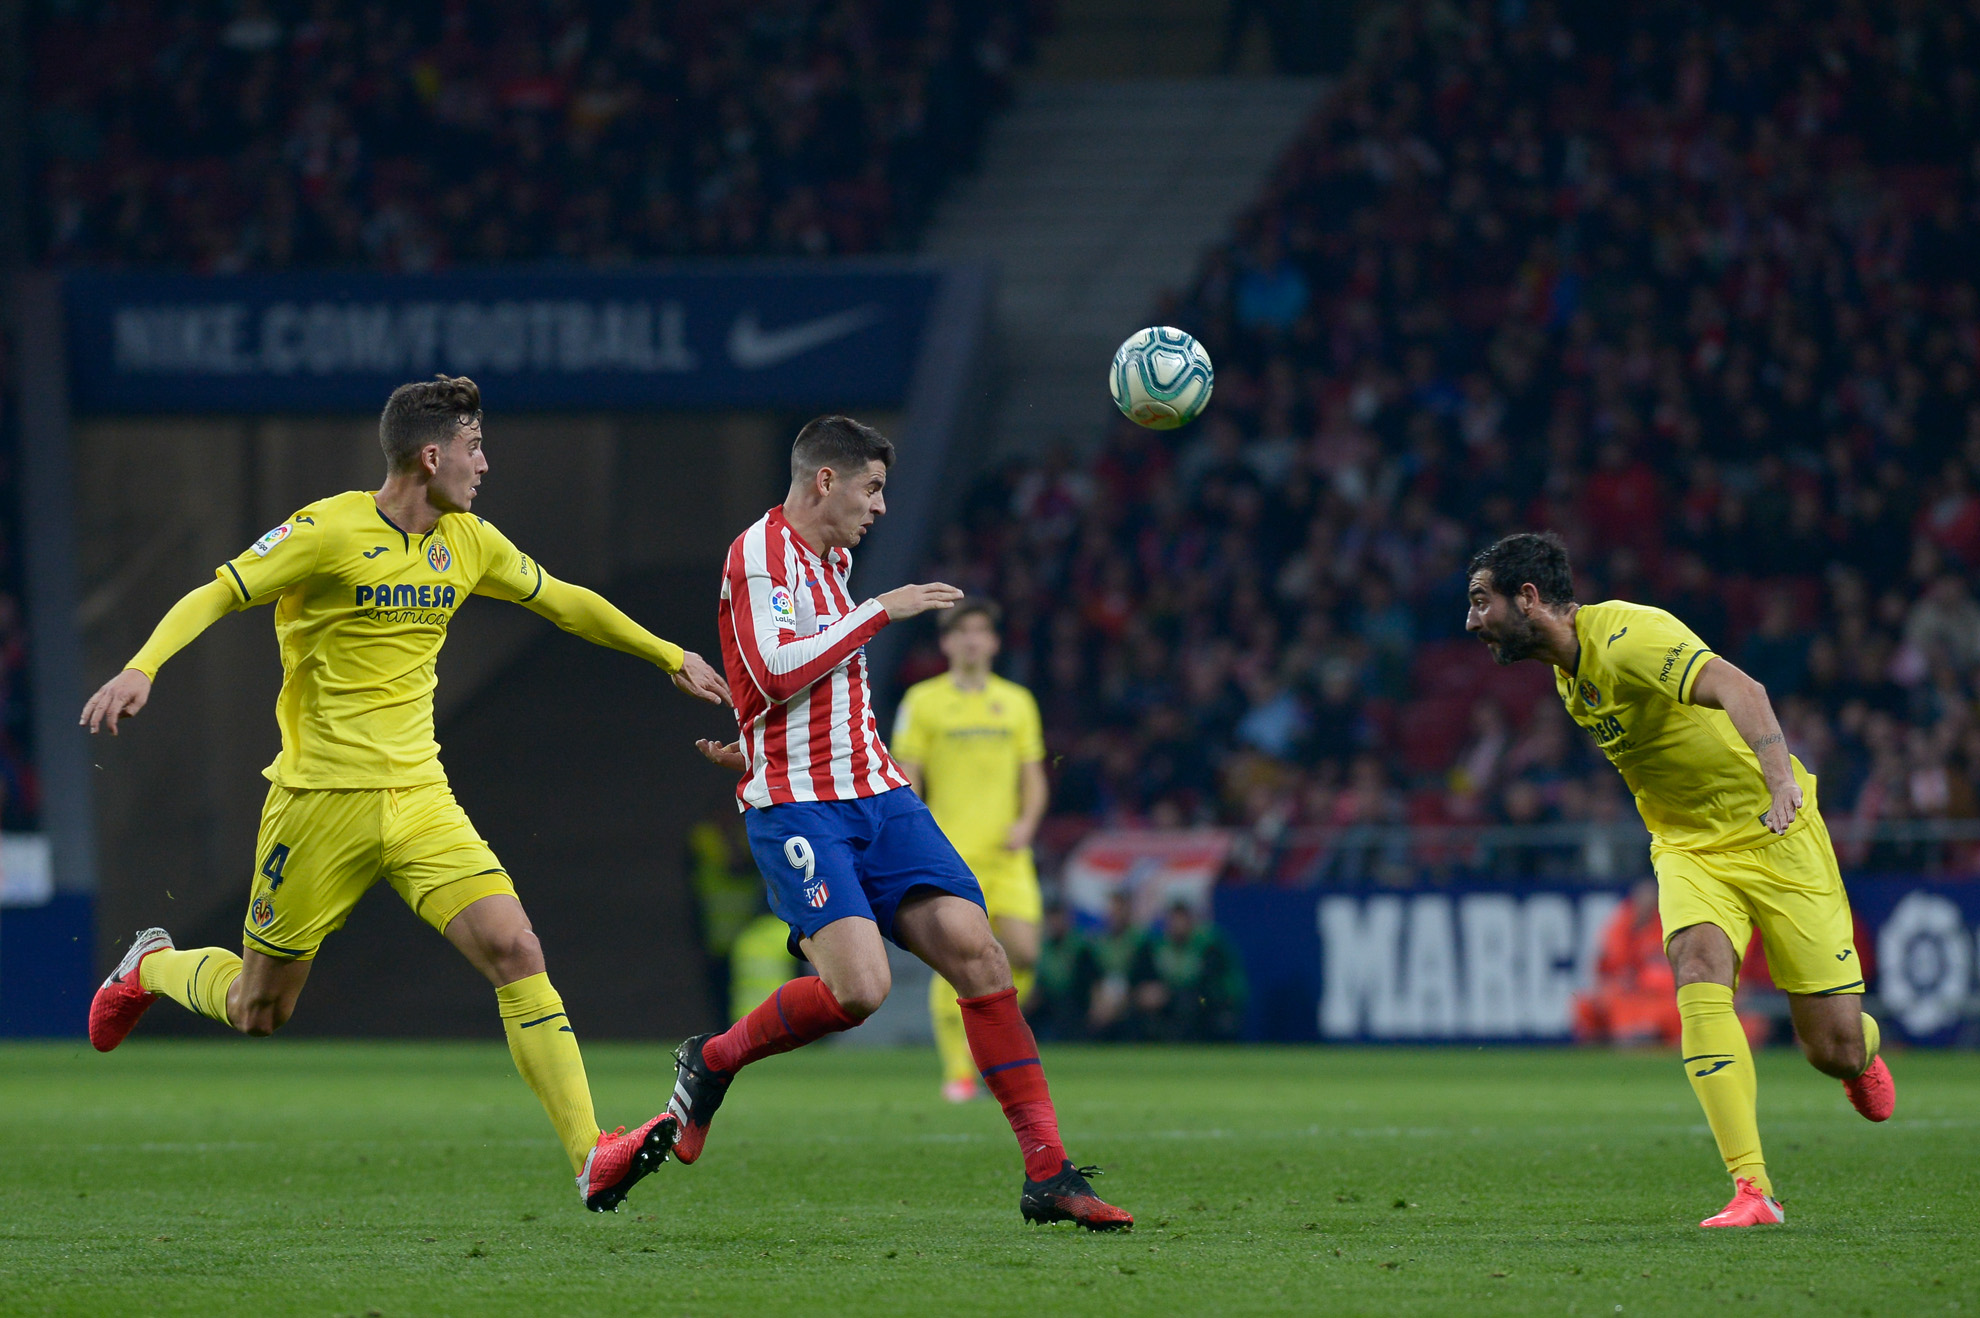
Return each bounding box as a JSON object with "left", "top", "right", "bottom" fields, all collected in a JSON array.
[
  {"left": 891, "top": 599, "right": 1049, "bottom": 1102},
  {"left": 1465, "top": 532, "right": 1894, "bottom": 1229},
  {"left": 80, "top": 376, "right": 731, "bottom": 1212}
]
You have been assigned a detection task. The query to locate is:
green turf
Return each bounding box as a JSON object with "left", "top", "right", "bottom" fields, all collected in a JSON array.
[{"left": 1, "top": 1041, "right": 1973, "bottom": 1316}]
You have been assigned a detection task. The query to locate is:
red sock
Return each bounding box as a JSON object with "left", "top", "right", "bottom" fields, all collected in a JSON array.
[
  {"left": 959, "top": 986, "right": 1068, "bottom": 1180},
  {"left": 702, "top": 975, "right": 859, "bottom": 1074}
]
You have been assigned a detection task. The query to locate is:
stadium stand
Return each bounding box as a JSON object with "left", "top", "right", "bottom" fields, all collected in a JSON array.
[
  {"left": 29, "top": 0, "right": 1043, "bottom": 267},
  {"left": 908, "top": 0, "right": 1980, "bottom": 880},
  {"left": 0, "top": 319, "right": 35, "bottom": 834}
]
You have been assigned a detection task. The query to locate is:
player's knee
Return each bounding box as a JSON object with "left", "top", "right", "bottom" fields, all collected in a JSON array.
[
  {"left": 1665, "top": 927, "right": 1734, "bottom": 987},
  {"left": 981, "top": 938, "right": 1012, "bottom": 982},
  {"left": 234, "top": 991, "right": 289, "bottom": 1037},
  {"left": 948, "top": 934, "right": 1010, "bottom": 997},
  {"left": 1800, "top": 1026, "right": 1865, "bottom": 1078},
  {"left": 484, "top": 927, "right": 545, "bottom": 983},
  {"left": 832, "top": 968, "right": 891, "bottom": 1020},
  {"left": 1668, "top": 952, "right": 1718, "bottom": 986}
]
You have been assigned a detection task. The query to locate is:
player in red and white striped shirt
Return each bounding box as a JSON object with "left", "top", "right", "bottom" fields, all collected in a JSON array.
[
  {"left": 678, "top": 416, "right": 1130, "bottom": 1231},
  {"left": 718, "top": 489, "right": 911, "bottom": 808}
]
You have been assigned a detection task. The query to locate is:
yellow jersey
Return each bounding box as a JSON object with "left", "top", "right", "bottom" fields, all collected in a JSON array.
[
  {"left": 1556, "top": 600, "right": 1815, "bottom": 853},
  {"left": 217, "top": 490, "right": 567, "bottom": 789},
  {"left": 891, "top": 671, "right": 1044, "bottom": 858}
]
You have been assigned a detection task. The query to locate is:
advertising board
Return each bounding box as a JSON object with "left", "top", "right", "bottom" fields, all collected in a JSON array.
[
  {"left": 64, "top": 266, "right": 936, "bottom": 412},
  {"left": 1215, "top": 879, "right": 1980, "bottom": 1046}
]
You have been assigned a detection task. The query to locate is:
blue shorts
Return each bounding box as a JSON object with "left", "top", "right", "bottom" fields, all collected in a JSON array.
[{"left": 744, "top": 788, "right": 984, "bottom": 952}]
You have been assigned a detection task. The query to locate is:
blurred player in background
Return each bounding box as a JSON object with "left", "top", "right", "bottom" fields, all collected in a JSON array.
[
  {"left": 687, "top": 812, "right": 767, "bottom": 1021},
  {"left": 81, "top": 376, "right": 730, "bottom": 1212},
  {"left": 891, "top": 599, "right": 1049, "bottom": 1102},
  {"left": 1466, "top": 532, "right": 1894, "bottom": 1230},
  {"left": 686, "top": 416, "right": 1131, "bottom": 1229}
]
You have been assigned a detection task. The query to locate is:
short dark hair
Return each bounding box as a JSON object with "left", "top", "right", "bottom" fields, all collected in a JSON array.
[
  {"left": 938, "top": 596, "right": 1003, "bottom": 635},
  {"left": 1469, "top": 531, "right": 1576, "bottom": 605},
  {"left": 380, "top": 375, "right": 482, "bottom": 472},
  {"left": 791, "top": 415, "right": 894, "bottom": 487}
]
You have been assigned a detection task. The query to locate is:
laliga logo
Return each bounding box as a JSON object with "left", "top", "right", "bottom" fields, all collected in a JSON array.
[
  {"left": 428, "top": 542, "right": 451, "bottom": 573},
  {"left": 1878, "top": 893, "right": 1976, "bottom": 1036}
]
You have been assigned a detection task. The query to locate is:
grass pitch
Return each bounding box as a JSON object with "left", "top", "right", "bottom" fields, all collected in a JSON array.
[{"left": 1, "top": 1041, "right": 1974, "bottom": 1316}]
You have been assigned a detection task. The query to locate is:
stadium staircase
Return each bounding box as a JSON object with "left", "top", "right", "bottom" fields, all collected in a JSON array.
[{"left": 921, "top": 76, "right": 1322, "bottom": 457}]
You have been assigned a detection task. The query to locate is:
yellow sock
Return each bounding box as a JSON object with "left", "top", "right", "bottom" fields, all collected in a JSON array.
[
  {"left": 1860, "top": 1011, "right": 1881, "bottom": 1069},
  {"left": 1012, "top": 966, "right": 1035, "bottom": 1010},
  {"left": 928, "top": 973, "right": 975, "bottom": 1086},
  {"left": 496, "top": 973, "right": 600, "bottom": 1172},
  {"left": 1677, "top": 982, "right": 1770, "bottom": 1197},
  {"left": 138, "top": 947, "right": 242, "bottom": 1026}
]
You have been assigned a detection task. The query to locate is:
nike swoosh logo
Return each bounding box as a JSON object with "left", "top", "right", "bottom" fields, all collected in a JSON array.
[
  {"left": 727, "top": 306, "right": 882, "bottom": 369},
  {"left": 1608, "top": 627, "right": 1628, "bottom": 645},
  {"left": 363, "top": 546, "right": 389, "bottom": 558}
]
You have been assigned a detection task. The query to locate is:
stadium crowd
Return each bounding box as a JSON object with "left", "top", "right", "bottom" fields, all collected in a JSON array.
[
  {"left": 909, "top": 0, "right": 1980, "bottom": 879},
  {"left": 24, "top": 2, "right": 1980, "bottom": 889},
  {"left": 30, "top": 0, "right": 1041, "bottom": 268}
]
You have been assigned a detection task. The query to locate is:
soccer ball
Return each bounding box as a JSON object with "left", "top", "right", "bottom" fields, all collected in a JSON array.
[{"left": 1109, "top": 326, "right": 1214, "bottom": 430}]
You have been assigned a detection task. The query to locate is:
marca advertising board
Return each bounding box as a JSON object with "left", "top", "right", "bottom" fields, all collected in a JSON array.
[
  {"left": 62, "top": 266, "right": 937, "bottom": 413},
  {"left": 1215, "top": 878, "right": 1980, "bottom": 1046}
]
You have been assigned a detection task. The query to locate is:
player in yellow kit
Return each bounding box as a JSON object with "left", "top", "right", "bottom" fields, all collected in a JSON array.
[
  {"left": 891, "top": 599, "right": 1049, "bottom": 1102},
  {"left": 1465, "top": 532, "right": 1894, "bottom": 1230},
  {"left": 81, "top": 376, "right": 731, "bottom": 1212}
]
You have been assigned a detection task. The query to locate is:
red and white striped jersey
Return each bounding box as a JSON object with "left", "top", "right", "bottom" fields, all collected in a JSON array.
[{"left": 719, "top": 505, "right": 910, "bottom": 808}]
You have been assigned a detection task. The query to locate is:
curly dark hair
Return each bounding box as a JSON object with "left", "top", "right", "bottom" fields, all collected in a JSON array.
[
  {"left": 379, "top": 375, "right": 482, "bottom": 472},
  {"left": 1468, "top": 532, "right": 1576, "bottom": 605}
]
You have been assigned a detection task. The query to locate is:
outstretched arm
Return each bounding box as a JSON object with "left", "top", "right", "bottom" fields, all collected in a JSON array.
[
  {"left": 1690, "top": 656, "right": 1799, "bottom": 833},
  {"left": 524, "top": 573, "right": 729, "bottom": 705},
  {"left": 82, "top": 578, "right": 242, "bottom": 734}
]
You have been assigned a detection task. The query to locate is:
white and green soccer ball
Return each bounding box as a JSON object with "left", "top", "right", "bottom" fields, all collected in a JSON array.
[{"left": 1109, "top": 326, "right": 1214, "bottom": 430}]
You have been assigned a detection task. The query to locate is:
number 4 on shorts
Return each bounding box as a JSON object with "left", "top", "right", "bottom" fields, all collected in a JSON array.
[{"left": 261, "top": 843, "right": 292, "bottom": 892}]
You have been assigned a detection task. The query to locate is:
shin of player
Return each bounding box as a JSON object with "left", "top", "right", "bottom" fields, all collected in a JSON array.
[{"left": 679, "top": 416, "right": 1129, "bottom": 1228}]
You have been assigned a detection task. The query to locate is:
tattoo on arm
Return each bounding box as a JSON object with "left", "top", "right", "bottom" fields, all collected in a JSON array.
[{"left": 1752, "top": 732, "right": 1784, "bottom": 751}]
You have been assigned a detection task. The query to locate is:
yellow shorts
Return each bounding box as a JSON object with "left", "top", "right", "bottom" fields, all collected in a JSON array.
[
  {"left": 243, "top": 781, "right": 515, "bottom": 960},
  {"left": 1653, "top": 806, "right": 1862, "bottom": 996},
  {"left": 964, "top": 847, "right": 1043, "bottom": 926}
]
